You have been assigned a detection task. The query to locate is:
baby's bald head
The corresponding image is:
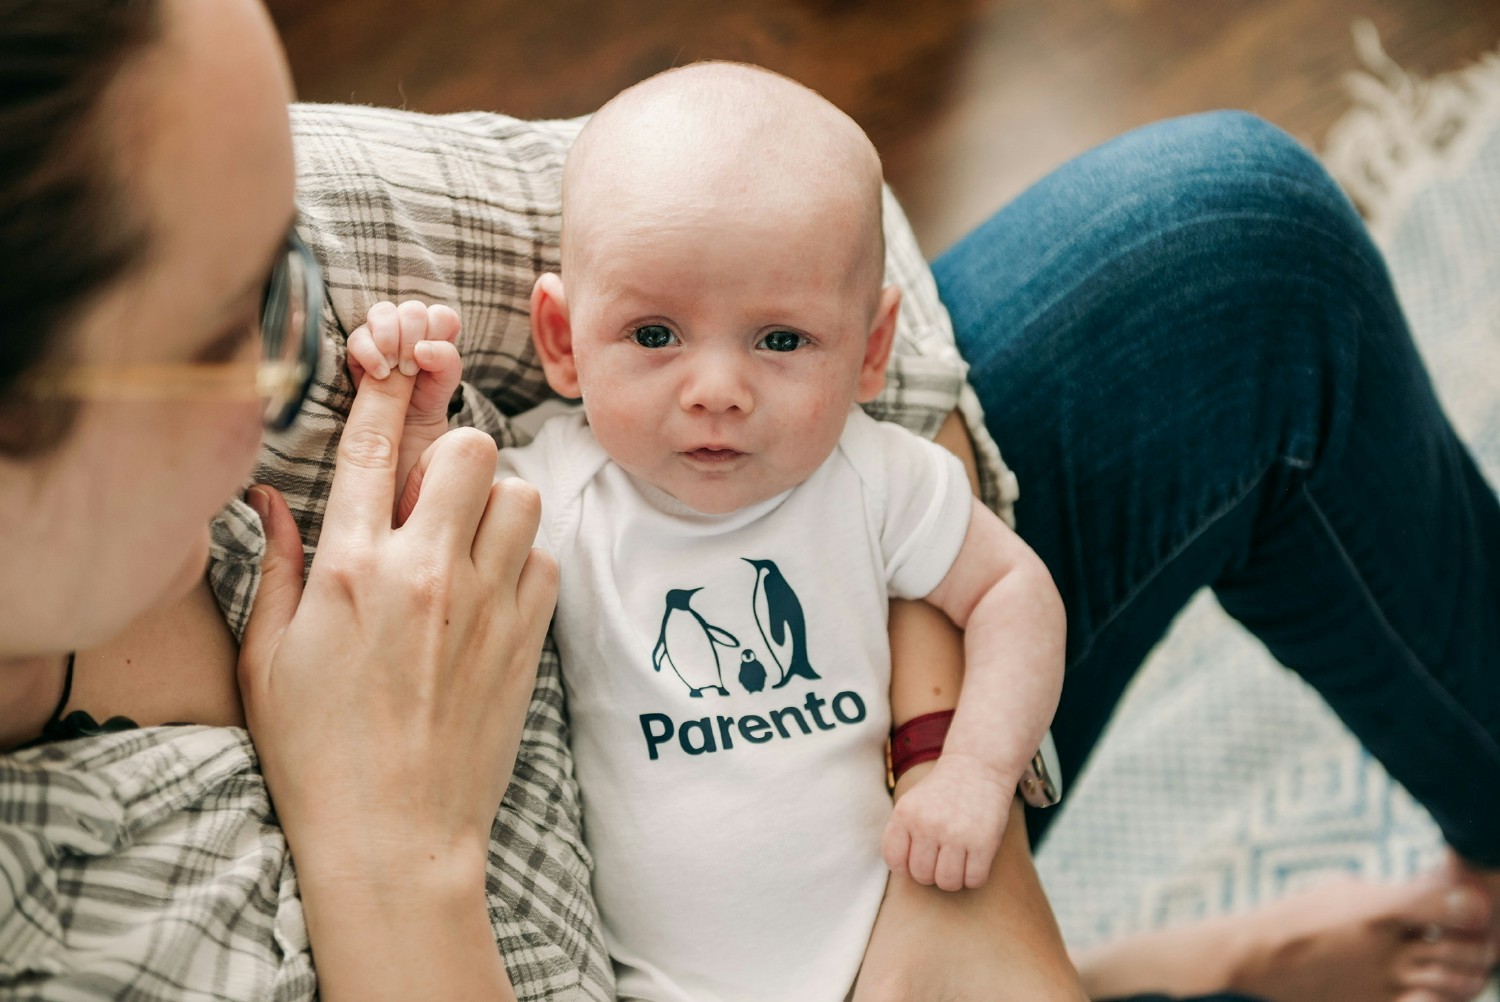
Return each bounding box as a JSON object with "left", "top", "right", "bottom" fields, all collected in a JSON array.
[{"left": 561, "top": 62, "right": 887, "bottom": 311}]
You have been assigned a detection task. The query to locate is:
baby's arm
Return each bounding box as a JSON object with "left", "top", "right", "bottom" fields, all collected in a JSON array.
[
  {"left": 881, "top": 429, "right": 1065, "bottom": 893},
  {"left": 346, "top": 300, "right": 464, "bottom": 522}
]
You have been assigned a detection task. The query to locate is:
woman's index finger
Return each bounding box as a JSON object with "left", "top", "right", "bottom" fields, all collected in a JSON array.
[{"left": 322, "top": 368, "right": 417, "bottom": 540}]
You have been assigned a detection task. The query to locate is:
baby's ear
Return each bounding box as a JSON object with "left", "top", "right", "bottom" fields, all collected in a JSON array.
[
  {"left": 855, "top": 285, "right": 901, "bottom": 403},
  {"left": 530, "top": 273, "right": 580, "bottom": 397}
]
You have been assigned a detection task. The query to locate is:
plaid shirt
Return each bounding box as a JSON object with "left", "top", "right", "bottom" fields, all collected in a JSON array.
[{"left": 0, "top": 104, "right": 1017, "bottom": 1001}]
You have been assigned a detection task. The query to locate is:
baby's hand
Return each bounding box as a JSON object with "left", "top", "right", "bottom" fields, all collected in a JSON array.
[
  {"left": 881, "top": 754, "right": 1015, "bottom": 892},
  {"left": 346, "top": 300, "right": 464, "bottom": 523}
]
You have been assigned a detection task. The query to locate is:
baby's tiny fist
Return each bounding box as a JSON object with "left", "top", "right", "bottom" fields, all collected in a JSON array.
[{"left": 346, "top": 322, "right": 392, "bottom": 382}]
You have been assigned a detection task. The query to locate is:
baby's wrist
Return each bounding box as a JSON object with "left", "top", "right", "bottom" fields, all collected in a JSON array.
[
  {"left": 930, "top": 748, "right": 1023, "bottom": 794},
  {"left": 890, "top": 758, "right": 937, "bottom": 801}
]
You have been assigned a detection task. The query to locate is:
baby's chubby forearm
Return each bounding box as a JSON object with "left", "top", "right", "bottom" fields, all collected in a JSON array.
[
  {"left": 882, "top": 496, "right": 1065, "bottom": 891},
  {"left": 932, "top": 507, "right": 1065, "bottom": 790}
]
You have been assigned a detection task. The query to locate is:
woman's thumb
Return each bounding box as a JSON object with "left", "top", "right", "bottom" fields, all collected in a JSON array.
[{"left": 239, "top": 485, "right": 305, "bottom": 685}]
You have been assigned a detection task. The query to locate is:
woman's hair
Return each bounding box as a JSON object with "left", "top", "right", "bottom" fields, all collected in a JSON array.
[{"left": 0, "top": 0, "right": 161, "bottom": 455}]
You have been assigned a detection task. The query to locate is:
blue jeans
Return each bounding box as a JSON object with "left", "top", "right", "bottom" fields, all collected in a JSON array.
[{"left": 933, "top": 111, "right": 1500, "bottom": 1000}]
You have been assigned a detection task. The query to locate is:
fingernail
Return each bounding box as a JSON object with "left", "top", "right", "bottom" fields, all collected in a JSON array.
[
  {"left": 246, "top": 486, "right": 270, "bottom": 519},
  {"left": 372, "top": 358, "right": 391, "bottom": 379},
  {"left": 399, "top": 359, "right": 418, "bottom": 376},
  {"left": 384, "top": 354, "right": 397, "bottom": 372}
]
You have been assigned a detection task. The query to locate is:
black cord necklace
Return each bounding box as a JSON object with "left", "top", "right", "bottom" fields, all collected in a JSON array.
[
  {"left": 19, "top": 652, "right": 139, "bottom": 748},
  {"left": 42, "top": 651, "right": 77, "bottom": 731}
]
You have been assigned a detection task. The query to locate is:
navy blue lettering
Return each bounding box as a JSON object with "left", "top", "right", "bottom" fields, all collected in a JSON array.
[
  {"left": 642, "top": 692, "right": 868, "bottom": 760},
  {"left": 831, "top": 690, "right": 867, "bottom": 725},
  {"left": 679, "top": 717, "right": 717, "bottom": 755},
  {"left": 769, "top": 706, "right": 811, "bottom": 739},
  {"left": 738, "top": 714, "right": 772, "bottom": 744},
  {"left": 803, "top": 691, "right": 835, "bottom": 731},
  {"left": 640, "top": 712, "right": 674, "bottom": 760}
]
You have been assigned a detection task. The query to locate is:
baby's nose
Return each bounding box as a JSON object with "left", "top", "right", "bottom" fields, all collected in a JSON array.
[{"left": 680, "top": 354, "right": 754, "bottom": 414}]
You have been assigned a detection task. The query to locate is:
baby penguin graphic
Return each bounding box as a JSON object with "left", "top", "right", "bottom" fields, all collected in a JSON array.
[{"left": 738, "top": 650, "right": 768, "bottom": 693}]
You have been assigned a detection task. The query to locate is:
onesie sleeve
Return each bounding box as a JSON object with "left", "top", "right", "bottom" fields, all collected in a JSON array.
[
  {"left": 845, "top": 412, "right": 974, "bottom": 601},
  {"left": 495, "top": 404, "right": 587, "bottom": 557}
]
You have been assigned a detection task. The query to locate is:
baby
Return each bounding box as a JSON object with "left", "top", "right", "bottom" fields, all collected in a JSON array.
[{"left": 349, "top": 62, "right": 1065, "bottom": 1002}]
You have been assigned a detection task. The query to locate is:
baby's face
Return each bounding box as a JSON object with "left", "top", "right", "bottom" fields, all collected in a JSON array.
[{"left": 561, "top": 199, "right": 889, "bottom": 515}]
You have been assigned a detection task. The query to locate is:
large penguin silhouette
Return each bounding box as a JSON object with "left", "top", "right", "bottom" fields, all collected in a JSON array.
[
  {"left": 742, "top": 558, "right": 820, "bottom": 688},
  {"left": 651, "top": 588, "right": 738, "bottom": 697}
]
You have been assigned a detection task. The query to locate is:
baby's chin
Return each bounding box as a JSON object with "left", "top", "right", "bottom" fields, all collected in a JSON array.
[
  {"left": 618, "top": 451, "right": 807, "bottom": 515},
  {"left": 666, "top": 480, "right": 792, "bottom": 516}
]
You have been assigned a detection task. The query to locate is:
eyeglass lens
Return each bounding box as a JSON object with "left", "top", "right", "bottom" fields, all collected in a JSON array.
[{"left": 260, "top": 232, "right": 322, "bottom": 431}]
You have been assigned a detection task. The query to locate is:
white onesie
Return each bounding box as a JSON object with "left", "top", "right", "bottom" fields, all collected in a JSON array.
[{"left": 499, "top": 405, "right": 972, "bottom": 1002}]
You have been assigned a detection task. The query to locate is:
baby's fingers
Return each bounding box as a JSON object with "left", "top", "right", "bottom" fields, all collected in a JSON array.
[
  {"left": 934, "top": 845, "right": 968, "bottom": 893},
  {"left": 427, "top": 304, "right": 461, "bottom": 344},
  {"left": 396, "top": 300, "right": 430, "bottom": 376},
  {"left": 881, "top": 817, "right": 913, "bottom": 877},
  {"left": 347, "top": 323, "right": 391, "bottom": 382},
  {"left": 906, "top": 833, "right": 939, "bottom": 886},
  {"left": 365, "top": 301, "right": 401, "bottom": 372},
  {"left": 414, "top": 339, "right": 462, "bottom": 376},
  {"left": 963, "top": 843, "right": 996, "bottom": 890},
  {"left": 410, "top": 340, "right": 463, "bottom": 420}
]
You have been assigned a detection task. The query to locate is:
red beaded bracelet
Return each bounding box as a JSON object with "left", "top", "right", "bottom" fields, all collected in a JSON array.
[{"left": 889, "top": 709, "right": 955, "bottom": 784}]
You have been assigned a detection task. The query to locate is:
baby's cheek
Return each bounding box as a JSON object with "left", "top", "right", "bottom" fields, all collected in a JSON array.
[
  {"left": 589, "top": 402, "right": 655, "bottom": 467},
  {"left": 785, "top": 396, "right": 847, "bottom": 465},
  {"left": 803, "top": 392, "right": 849, "bottom": 436}
]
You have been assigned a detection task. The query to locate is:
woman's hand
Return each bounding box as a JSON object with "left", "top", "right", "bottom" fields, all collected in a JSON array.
[{"left": 237, "top": 366, "right": 556, "bottom": 1000}]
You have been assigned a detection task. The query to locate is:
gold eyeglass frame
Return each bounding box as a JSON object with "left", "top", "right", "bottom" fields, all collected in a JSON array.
[{"left": 25, "top": 229, "right": 323, "bottom": 432}]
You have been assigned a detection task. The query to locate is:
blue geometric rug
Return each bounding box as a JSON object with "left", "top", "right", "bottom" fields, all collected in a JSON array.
[{"left": 1034, "top": 30, "right": 1500, "bottom": 998}]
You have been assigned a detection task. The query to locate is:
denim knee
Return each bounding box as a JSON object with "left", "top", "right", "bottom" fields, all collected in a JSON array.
[
  {"left": 1078, "top": 110, "right": 1371, "bottom": 265},
  {"left": 936, "top": 111, "right": 1383, "bottom": 352}
]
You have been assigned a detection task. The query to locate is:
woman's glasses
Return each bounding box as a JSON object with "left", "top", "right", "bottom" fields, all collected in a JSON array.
[
  {"left": 25, "top": 228, "right": 324, "bottom": 432},
  {"left": 258, "top": 229, "right": 322, "bottom": 430}
]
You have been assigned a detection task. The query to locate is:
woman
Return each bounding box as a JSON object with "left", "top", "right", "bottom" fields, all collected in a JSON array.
[
  {"left": 1, "top": 1, "right": 1495, "bottom": 1000},
  {"left": 0, "top": 0, "right": 556, "bottom": 997}
]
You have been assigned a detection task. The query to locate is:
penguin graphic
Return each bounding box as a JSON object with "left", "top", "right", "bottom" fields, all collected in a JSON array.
[
  {"left": 738, "top": 650, "right": 768, "bottom": 693},
  {"left": 742, "top": 558, "right": 821, "bottom": 688},
  {"left": 651, "top": 588, "right": 738, "bottom": 697}
]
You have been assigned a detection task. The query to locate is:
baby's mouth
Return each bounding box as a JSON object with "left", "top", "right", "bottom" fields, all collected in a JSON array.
[{"left": 684, "top": 447, "right": 744, "bottom": 463}]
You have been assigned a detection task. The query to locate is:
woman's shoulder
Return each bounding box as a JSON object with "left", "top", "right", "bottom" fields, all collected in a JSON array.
[{"left": 0, "top": 725, "right": 317, "bottom": 999}]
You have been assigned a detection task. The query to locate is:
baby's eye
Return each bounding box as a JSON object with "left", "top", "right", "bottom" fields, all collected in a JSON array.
[
  {"left": 759, "top": 330, "right": 805, "bottom": 353},
  {"left": 632, "top": 324, "right": 677, "bottom": 349}
]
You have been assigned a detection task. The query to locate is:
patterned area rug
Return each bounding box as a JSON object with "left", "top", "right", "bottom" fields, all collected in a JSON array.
[{"left": 1033, "top": 26, "right": 1500, "bottom": 996}]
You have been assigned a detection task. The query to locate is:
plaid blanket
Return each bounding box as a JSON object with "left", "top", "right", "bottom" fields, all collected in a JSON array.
[{"left": 0, "top": 103, "right": 1015, "bottom": 1000}]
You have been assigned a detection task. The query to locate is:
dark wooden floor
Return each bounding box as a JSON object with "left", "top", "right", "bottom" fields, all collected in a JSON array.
[{"left": 265, "top": 0, "right": 1500, "bottom": 254}]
